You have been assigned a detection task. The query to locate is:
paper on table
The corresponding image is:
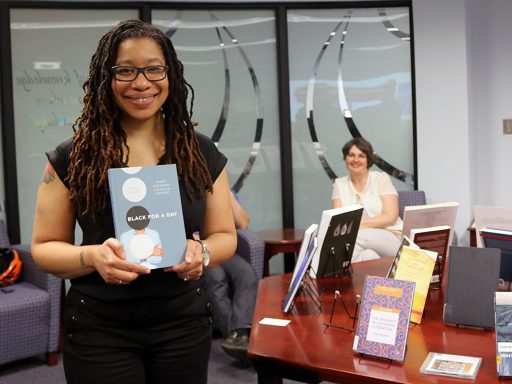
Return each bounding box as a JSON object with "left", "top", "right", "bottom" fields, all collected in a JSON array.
[{"left": 259, "top": 318, "right": 291, "bottom": 327}]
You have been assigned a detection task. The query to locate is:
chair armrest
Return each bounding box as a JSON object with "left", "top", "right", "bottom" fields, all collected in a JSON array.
[
  {"left": 236, "top": 229, "right": 265, "bottom": 280},
  {"left": 12, "top": 243, "right": 62, "bottom": 352}
]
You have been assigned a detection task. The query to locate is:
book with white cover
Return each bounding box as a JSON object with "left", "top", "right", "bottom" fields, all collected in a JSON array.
[
  {"left": 402, "top": 202, "right": 458, "bottom": 254},
  {"left": 288, "top": 223, "right": 318, "bottom": 292},
  {"left": 310, "top": 204, "right": 364, "bottom": 278},
  {"left": 474, "top": 205, "right": 512, "bottom": 247}
]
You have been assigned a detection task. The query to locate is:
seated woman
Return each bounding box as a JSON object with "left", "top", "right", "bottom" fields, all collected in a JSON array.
[
  {"left": 201, "top": 190, "right": 258, "bottom": 362},
  {"left": 331, "top": 137, "right": 402, "bottom": 262}
]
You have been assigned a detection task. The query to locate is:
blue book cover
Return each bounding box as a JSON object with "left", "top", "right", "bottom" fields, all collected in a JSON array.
[
  {"left": 353, "top": 275, "right": 415, "bottom": 362},
  {"left": 108, "top": 164, "right": 186, "bottom": 269},
  {"left": 481, "top": 227, "right": 512, "bottom": 283},
  {"left": 283, "top": 235, "right": 318, "bottom": 313}
]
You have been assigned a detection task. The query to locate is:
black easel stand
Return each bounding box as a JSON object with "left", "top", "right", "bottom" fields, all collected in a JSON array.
[
  {"left": 302, "top": 272, "right": 322, "bottom": 312},
  {"left": 325, "top": 245, "right": 353, "bottom": 278},
  {"left": 323, "top": 290, "right": 361, "bottom": 332},
  {"left": 289, "top": 267, "right": 322, "bottom": 314}
]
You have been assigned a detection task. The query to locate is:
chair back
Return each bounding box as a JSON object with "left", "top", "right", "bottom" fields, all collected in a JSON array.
[
  {"left": 0, "top": 219, "right": 10, "bottom": 248},
  {"left": 397, "top": 190, "right": 426, "bottom": 219}
]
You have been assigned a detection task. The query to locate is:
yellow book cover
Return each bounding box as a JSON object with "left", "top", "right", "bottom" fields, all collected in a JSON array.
[{"left": 393, "top": 245, "right": 437, "bottom": 324}]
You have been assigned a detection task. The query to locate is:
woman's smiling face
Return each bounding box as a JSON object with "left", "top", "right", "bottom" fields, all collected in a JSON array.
[
  {"left": 345, "top": 144, "right": 369, "bottom": 175},
  {"left": 111, "top": 37, "right": 169, "bottom": 123}
]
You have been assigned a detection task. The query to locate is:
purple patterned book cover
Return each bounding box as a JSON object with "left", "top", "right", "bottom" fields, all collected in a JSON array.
[{"left": 353, "top": 275, "right": 415, "bottom": 362}]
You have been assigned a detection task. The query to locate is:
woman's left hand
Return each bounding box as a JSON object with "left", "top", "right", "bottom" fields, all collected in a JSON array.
[{"left": 166, "top": 239, "right": 204, "bottom": 281}]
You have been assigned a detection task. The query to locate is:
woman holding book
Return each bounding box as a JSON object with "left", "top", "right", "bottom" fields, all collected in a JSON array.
[
  {"left": 332, "top": 137, "right": 402, "bottom": 262},
  {"left": 31, "top": 20, "right": 236, "bottom": 384}
]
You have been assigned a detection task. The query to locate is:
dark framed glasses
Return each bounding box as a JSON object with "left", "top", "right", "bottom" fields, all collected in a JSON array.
[{"left": 111, "top": 65, "right": 169, "bottom": 82}]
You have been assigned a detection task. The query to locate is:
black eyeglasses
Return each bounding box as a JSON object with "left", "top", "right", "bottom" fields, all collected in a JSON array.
[{"left": 111, "top": 65, "right": 169, "bottom": 82}]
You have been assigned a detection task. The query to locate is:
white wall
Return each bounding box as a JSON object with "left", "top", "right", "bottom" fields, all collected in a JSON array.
[
  {"left": 413, "top": 0, "right": 472, "bottom": 244},
  {"left": 467, "top": 0, "right": 512, "bottom": 207},
  {"left": 414, "top": 0, "right": 512, "bottom": 244}
]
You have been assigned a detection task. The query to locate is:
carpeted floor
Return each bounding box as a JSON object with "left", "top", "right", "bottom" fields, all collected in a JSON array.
[{"left": 0, "top": 338, "right": 304, "bottom": 384}]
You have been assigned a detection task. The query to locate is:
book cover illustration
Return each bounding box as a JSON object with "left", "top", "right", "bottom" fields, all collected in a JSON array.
[
  {"left": 353, "top": 275, "right": 415, "bottom": 362},
  {"left": 311, "top": 204, "right": 363, "bottom": 278},
  {"left": 495, "top": 292, "right": 512, "bottom": 376},
  {"left": 443, "top": 246, "right": 500, "bottom": 328},
  {"left": 481, "top": 227, "right": 512, "bottom": 284},
  {"left": 108, "top": 164, "right": 187, "bottom": 269},
  {"left": 393, "top": 245, "right": 437, "bottom": 324}
]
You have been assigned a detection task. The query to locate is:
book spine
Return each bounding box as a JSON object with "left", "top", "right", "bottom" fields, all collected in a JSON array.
[{"left": 107, "top": 169, "right": 122, "bottom": 239}]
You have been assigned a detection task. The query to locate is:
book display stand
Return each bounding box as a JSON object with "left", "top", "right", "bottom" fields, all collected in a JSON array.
[
  {"left": 301, "top": 271, "right": 322, "bottom": 313},
  {"left": 283, "top": 235, "right": 319, "bottom": 313},
  {"left": 324, "top": 245, "right": 353, "bottom": 278},
  {"left": 286, "top": 268, "right": 322, "bottom": 314},
  {"left": 323, "top": 290, "right": 360, "bottom": 332}
]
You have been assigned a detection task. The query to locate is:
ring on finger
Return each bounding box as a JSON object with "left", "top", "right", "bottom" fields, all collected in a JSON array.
[
  {"left": 183, "top": 276, "right": 189, "bottom": 282},
  {"left": 118, "top": 279, "right": 123, "bottom": 285}
]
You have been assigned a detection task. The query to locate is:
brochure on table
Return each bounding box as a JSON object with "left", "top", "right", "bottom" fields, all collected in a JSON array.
[{"left": 420, "top": 352, "right": 482, "bottom": 379}]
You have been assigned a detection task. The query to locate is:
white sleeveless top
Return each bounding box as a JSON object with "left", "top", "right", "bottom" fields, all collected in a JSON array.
[{"left": 331, "top": 171, "right": 403, "bottom": 231}]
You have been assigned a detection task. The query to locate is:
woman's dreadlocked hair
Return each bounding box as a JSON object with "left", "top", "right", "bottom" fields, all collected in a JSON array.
[{"left": 68, "top": 19, "right": 213, "bottom": 216}]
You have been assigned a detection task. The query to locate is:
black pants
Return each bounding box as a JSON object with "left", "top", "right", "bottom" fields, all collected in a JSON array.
[{"left": 63, "top": 287, "right": 212, "bottom": 384}]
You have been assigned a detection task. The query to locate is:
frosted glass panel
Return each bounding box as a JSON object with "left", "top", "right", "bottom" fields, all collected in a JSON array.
[
  {"left": 152, "top": 9, "right": 281, "bottom": 231},
  {"left": 11, "top": 9, "right": 138, "bottom": 243},
  {"left": 288, "top": 7, "right": 414, "bottom": 229}
]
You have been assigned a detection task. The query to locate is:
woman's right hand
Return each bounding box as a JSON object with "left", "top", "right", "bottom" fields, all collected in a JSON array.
[{"left": 91, "top": 238, "right": 151, "bottom": 285}]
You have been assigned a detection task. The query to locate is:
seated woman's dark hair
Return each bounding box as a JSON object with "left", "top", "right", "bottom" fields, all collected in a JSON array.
[{"left": 342, "top": 137, "right": 376, "bottom": 168}]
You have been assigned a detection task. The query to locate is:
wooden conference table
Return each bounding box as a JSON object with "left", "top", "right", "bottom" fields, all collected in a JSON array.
[{"left": 248, "top": 257, "right": 499, "bottom": 384}]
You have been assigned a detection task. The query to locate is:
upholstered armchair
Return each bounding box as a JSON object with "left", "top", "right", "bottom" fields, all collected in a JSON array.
[
  {"left": 235, "top": 228, "right": 265, "bottom": 280},
  {"left": 0, "top": 219, "right": 62, "bottom": 366},
  {"left": 397, "top": 190, "right": 427, "bottom": 219}
]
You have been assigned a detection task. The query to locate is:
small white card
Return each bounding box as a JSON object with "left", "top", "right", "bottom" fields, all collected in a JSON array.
[{"left": 259, "top": 318, "right": 291, "bottom": 326}]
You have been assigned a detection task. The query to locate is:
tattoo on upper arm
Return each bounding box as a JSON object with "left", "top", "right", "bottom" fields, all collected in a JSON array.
[
  {"left": 42, "top": 164, "right": 55, "bottom": 185},
  {"left": 79, "top": 252, "right": 85, "bottom": 267}
]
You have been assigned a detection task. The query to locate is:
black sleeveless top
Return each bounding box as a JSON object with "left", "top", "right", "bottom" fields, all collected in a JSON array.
[{"left": 47, "top": 132, "right": 227, "bottom": 301}]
